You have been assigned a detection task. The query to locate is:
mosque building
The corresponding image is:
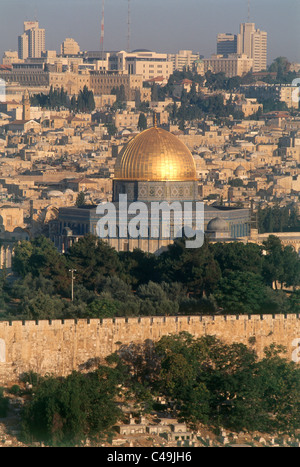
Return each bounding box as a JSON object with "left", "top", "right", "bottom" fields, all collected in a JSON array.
[{"left": 50, "top": 123, "right": 251, "bottom": 254}]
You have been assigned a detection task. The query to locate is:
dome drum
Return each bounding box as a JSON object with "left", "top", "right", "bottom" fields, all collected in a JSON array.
[
  {"left": 113, "top": 179, "right": 198, "bottom": 203},
  {"left": 113, "top": 126, "right": 198, "bottom": 203}
]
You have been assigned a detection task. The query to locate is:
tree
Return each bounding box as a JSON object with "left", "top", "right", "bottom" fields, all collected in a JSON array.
[
  {"left": 12, "top": 237, "right": 69, "bottom": 295},
  {"left": 213, "top": 271, "right": 268, "bottom": 314},
  {"left": 210, "top": 242, "right": 264, "bottom": 276},
  {"left": 12, "top": 240, "right": 34, "bottom": 277},
  {"left": 138, "top": 113, "right": 147, "bottom": 131},
  {"left": 149, "top": 333, "right": 300, "bottom": 433},
  {"left": 254, "top": 345, "right": 300, "bottom": 433},
  {"left": 75, "top": 192, "right": 85, "bottom": 207},
  {"left": 65, "top": 234, "right": 122, "bottom": 293},
  {"left": 86, "top": 298, "right": 121, "bottom": 319},
  {"left": 151, "top": 84, "right": 159, "bottom": 102},
  {"left": 21, "top": 368, "right": 123, "bottom": 446},
  {"left": 261, "top": 235, "right": 300, "bottom": 290},
  {"left": 0, "top": 387, "right": 9, "bottom": 417},
  {"left": 70, "top": 95, "right": 77, "bottom": 112},
  {"left": 22, "top": 291, "right": 65, "bottom": 320},
  {"left": 105, "top": 123, "right": 117, "bottom": 136},
  {"left": 157, "top": 238, "right": 221, "bottom": 297}
]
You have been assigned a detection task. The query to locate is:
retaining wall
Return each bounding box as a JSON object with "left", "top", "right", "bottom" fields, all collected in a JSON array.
[{"left": 0, "top": 314, "right": 300, "bottom": 384}]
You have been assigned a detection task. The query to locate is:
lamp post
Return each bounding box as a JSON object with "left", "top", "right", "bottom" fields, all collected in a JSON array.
[{"left": 69, "top": 269, "right": 76, "bottom": 302}]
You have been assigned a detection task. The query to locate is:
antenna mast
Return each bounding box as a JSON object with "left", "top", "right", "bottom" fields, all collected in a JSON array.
[
  {"left": 248, "top": 0, "right": 250, "bottom": 22},
  {"left": 100, "top": 0, "right": 105, "bottom": 56},
  {"left": 127, "top": 0, "right": 131, "bottom": 52}
]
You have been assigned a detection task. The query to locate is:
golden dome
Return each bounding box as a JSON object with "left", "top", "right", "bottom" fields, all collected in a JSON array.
[{"left": 114, "top": 126, "right": 197, "bottom": 182}]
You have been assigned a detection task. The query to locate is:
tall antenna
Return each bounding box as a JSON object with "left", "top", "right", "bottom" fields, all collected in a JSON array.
[
  {"left": 247, "top": 0, "right": 251, "bottom": 22},
  {"left": 127, "top": 0, "right": 131, "bottom": 52},
  {"left": 100, "top": 0, "right": 105, "bottom": 56}
]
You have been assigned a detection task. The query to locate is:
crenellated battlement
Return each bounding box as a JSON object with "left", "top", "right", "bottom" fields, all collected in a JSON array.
[
  {"left": 0, "top": 314, "right": 299, "bottom": 385},
  {"left": 1, "top": 313, "right": 300, "bottom": 327}
]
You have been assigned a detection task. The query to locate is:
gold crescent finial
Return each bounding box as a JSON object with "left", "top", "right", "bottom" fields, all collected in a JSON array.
[{"left": 153, "top": 112, "right": 157, "bottom": 128}]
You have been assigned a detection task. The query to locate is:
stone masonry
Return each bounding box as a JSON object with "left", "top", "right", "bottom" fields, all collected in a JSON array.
[{"left": 0, "top": 314, "right": 299, "bottom": 384}]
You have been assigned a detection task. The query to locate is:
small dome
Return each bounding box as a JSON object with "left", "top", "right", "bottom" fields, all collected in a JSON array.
[
  {"left": 48, "top": 190, "right": 63, "bottom": 197},
  {"left": 207, "top": 217, "right": 230, "bottom": 232},
  {"left": 235, "top": 164, "right": 246, "bottom": 173}
]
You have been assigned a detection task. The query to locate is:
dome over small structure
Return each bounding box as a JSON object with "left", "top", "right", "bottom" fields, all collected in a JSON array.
[
  {"left": 234, "top": 165, "right": 247, "bottom": 178},
  {"left": 206, "top": 217, "right": 231, "bottom": 239},
  {"left": 207, "top": 217, "right": 230, "bottom": 232}
]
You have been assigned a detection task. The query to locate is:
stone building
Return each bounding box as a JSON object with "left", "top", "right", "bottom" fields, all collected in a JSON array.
[{"left": 50, "top": 124, "right": 250, "bottom": 253}]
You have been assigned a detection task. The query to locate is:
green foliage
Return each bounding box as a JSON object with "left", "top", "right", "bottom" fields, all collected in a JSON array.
[
  {"left": 16, "top": 333, "right": 300, "bottom": 441},
  {"left": 32, "top": 85, "right": 96, "bottom": 113},
  {"left": 156, "top": 238, "right": 221, "bottom": 297},
  {"left": 138, "top": 112, "right": 147, "bottom": 131},
  {"left": 111, "top": 85, "right": 127, "bottom": 109},
  {"left": 66, "top": 234, "right": 122, "bottom": 293},
  {"left": 21, "top": 368, "right": 123, "bottom": 446},
  {"left": 75, "top": 191, "right": 85, "bottom": 207},
  {"left": 22, "top": 291, "right": 65, "bottom": 320},
  {"left": 0, "top": 387, "right": 9, "bottom": 417},
  {"left": 213, "top": 271, "right": 270, "bottom": 314},
  {"left": 258, "top": 205, "right": 300, "bottom": 234},
  {"left": 229, "top": 178, "right": 244, "bottom": 187},
  {"left": 12, "top": 237, "right": 69, "bottom": 296},
  {"left": 76, "top": 86, "right": 95, "bottom": 113},
  {"left": 105, "top": 123, "right": 117, "bottom": 136},
  {"left": 118, "top": 333, "right": 300, "bottom": 434},
  {"left": 262, "top": 99, "right": 289, "bottom": 113},
  {"left": 4, "top": 233, "right": 299, "bottom": 321},
  {"left": 262, "top": 235, "right": 300, "bottom": 289},
  {"left": 31, "top": 86, "right": 69, "bottom": 110},
  {"left": 267, "top": 57, "right": 298, "bottom": 84},
  {"left": 9, "top": 385, "right": 21, "bottom": 395},
  {"left": 210, "top": 242, "right": 264, "bottom": 276},
  {"left": 87, "top": 298, "right": 121, "bottom": 319}
]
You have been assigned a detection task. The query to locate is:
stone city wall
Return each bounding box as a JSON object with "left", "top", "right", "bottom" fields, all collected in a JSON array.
[{"left": 0, "top": 314, "right": 300, "bottom": 385}]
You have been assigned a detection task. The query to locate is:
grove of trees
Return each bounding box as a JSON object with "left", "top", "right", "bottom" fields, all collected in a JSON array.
[
  {"left": 0, "top": 233, "right": 299, "bottom": 322},
  {"left": 17, "top": 332, "right": 300, "bottom": 446},
  {"left": 31, "top": 86, "right": 95, "bottom": 113}
]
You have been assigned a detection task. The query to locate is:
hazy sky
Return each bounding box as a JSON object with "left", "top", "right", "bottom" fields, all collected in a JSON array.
[{"left": 1, "top": 0, "right": 300, "bottom": 64}]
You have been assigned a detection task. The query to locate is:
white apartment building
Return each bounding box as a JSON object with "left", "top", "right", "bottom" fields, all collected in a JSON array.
[
  {"left": 237, "top": 23, "right": 267, "bottom": 72},
  {"left": 61, "top": 38, "right": 81, "bottom": 56},
  {"left": 18, "top": 33, "right": 29, "bottom": 60},
  {"left": 167, "top": 50, "right": 200, "bottom": 71},
  {"left": 109, "top": 50, "right": 174, "bottom": 81},
  {"left": 18, "top": 21, "right": 45, "bottom": 59},
  {"left": 203, "top": 54, "right": 253, "bottom": 77}
]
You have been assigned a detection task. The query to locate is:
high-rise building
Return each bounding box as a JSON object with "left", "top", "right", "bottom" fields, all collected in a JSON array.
[
  {"left": 217, "top": 34, "right": 237, "bottom": 57},
  {"left": 109, "top": 50, "right": 174, "bottom": 81},
  {"left": 251, "top": 29, "right": 268, "bottom": 73},
  {"left": 237, "top": 23, "right": 267, "bottom": 72},
  {"left": 167, "top": 50, "right": 200, "bottom": 72},
  {"left": 18, "top": 33, "right": 29, "bottom": 60},
  {"left": 61, "top": 38, "right": 81, "bottom": 56},
  {"left": 18, "top": 21, "right": 45, "bottom": 59},
  {"left": 203, "top": 54, "right": 253, "bottom": 78}
]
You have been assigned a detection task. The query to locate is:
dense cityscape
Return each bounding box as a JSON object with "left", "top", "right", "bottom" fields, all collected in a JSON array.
[{"left": 0, "top": 2, "right": 299, "bottom": 450}]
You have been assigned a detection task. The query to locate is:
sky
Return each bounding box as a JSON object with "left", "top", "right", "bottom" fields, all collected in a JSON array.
[{"left": 0, "top": 0, "right": 300, "bottom": 65}]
